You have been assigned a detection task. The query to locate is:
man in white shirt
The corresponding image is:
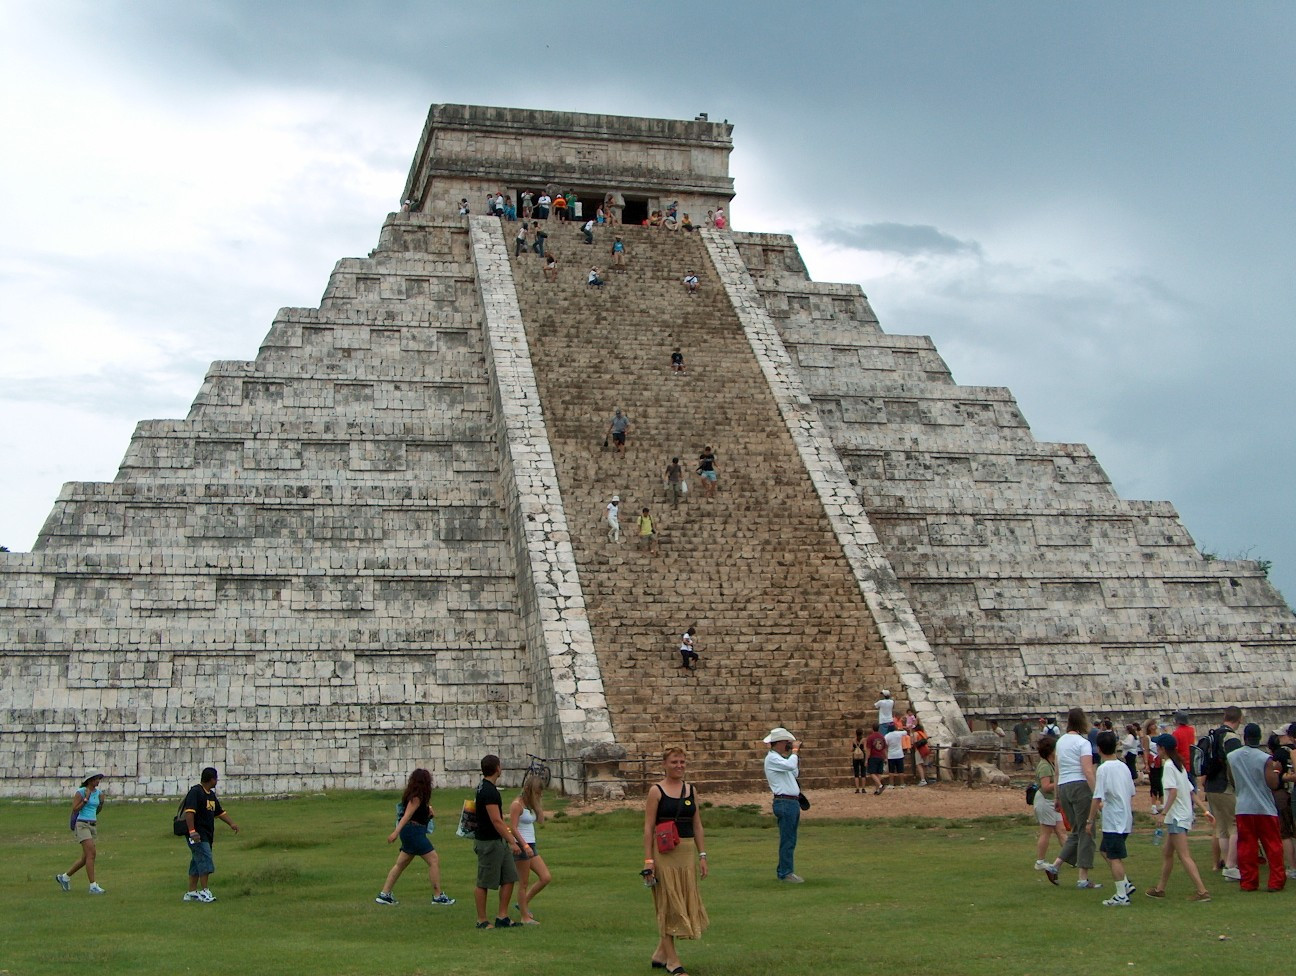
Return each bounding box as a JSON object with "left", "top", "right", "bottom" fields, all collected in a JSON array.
[
  {"left": 762, "top": 727, "right": 804, "bottom": 883},
  {"left": 876, "top": 690, "right": 895, "bottom": 733},
  {"left": 1087, "top": 729, "right": 1137, "bottom": 905},
  {"left": 883, "top": 727, "right": 908, "bottom": 788}
]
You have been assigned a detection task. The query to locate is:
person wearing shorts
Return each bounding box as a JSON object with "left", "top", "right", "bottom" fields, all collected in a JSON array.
[
  {"left": 696, "top": 447, "right": 717, "bottom": 497},
  {"left": 473, "top": 754, "right": 527, "bottom": 929},
  {"left": 375, "top": 768, "right": 454, "bottom": 906},
  {"left": 56, "top": 773, "right": 107, "bottom": 894},
  {"left": 884, "top": 727, "right": 907, "bottom": 787},
  {"left": 608, "top": 409, "right": 630, "bottom": 454},
  {"left": 180, "top": 767, "right": 240, "bottom": 903},
  {"left": 637, "top": 507, "right": 658, "bottom": 553},
  {"left": 865, "top": 724, "right": 887, "bottom": 794},
  {"left": 1087, "top": 730, "right": 1137, "bottom": 905}
]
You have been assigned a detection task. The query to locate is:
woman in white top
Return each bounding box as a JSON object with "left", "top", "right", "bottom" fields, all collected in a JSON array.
[
  {"left": 1146, "top": 735, "right": 1213, "bottom": 900},
  {"left": 509, "top": 774, "right": 551, "bottom": 924},
  {"left": 1120, "top": 724, "right": 1142, "bottom": 781},
  {"left": 1042, "top": 707, "right": 1101, "bottom": 888}
]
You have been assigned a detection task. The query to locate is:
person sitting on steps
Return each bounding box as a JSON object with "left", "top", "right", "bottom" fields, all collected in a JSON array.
[{"left": 679, "top": 626, "right": 699, "bottom": 669}]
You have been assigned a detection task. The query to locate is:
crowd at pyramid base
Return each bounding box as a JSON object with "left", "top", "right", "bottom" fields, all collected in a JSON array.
[{"left": 2, "top": 105, "right": 1292, "bottom": 798}]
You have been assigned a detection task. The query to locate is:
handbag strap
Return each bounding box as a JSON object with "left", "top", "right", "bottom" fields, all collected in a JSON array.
[{"left": 656, "top": 782, "right": 691, "bottom": 827}]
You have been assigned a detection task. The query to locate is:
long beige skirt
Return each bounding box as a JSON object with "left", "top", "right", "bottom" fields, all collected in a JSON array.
[{"left": 652, "top": 841, "right": 709, "bottom": 939}]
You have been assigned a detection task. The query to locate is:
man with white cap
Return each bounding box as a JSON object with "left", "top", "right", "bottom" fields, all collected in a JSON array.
[{"left": 763, "top": 727, "right": 804, "bottom": 883}]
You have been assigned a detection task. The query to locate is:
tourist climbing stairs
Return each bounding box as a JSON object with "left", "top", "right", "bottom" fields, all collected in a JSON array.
[{"left": 507, "top": 222, "right": 904, "bottom": 792}]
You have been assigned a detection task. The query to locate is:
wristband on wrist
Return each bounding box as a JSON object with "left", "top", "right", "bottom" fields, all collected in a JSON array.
[{"left": 698, "top": 852, "right": 707, "bottom": 858}]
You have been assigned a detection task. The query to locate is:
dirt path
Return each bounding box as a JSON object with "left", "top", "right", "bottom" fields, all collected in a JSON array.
[{"left": 570, "top": 782, "right": 1028, "bottom": 820}]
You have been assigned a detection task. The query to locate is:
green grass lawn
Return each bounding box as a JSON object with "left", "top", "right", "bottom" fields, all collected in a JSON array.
[{"left": 1, "top": 792, "right": 1289, "bottom": 976}]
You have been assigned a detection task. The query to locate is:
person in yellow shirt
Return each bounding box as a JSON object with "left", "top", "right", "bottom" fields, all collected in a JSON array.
[{"left": 637, "top": 507, "right": 658, "bottom": 553}]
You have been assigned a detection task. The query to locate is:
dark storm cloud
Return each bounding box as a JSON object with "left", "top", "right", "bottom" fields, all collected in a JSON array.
[{"left": 817, "top": 222, "right": 982, "bottom": 259}]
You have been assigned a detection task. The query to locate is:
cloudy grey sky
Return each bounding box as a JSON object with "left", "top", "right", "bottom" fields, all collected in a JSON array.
[{"left": 3, "top": 1, "right": 1293, "bottom": 600}]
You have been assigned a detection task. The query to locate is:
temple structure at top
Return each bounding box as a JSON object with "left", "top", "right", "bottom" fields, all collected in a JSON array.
[
  {"left": 402, "top": 103, "right": 735, "bottom": 227},
  {"left": 1, "top": 104, "right": 1291, "bottom": 797}
]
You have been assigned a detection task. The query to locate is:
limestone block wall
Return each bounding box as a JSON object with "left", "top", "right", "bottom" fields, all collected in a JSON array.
[
  {"left": 703, "top": 231, "right": 966, "bottom": 742},
  {"left": 0, "top": 215, "right": 551, "bottom": 796},
  {"left": 733, "top": 231, "right": 1296, "bottom": 725}
]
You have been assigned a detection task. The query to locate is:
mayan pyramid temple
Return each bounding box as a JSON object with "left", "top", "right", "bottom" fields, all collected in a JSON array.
[{"left": 3, "top": 104, "right": 1293, "bottom": 797}]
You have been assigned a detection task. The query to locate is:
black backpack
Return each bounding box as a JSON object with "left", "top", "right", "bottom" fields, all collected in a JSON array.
[{"left": 1196, "top": 726, "right": 1230, "bottom": 779}]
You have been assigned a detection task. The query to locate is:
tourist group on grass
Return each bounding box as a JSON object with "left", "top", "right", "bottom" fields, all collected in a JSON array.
[
  {"left": 49, "top": 700, "right": 1296, "bottom": 975},
  {"left": 1032, "top": 705, "right": 1295, "bottom": 903}
]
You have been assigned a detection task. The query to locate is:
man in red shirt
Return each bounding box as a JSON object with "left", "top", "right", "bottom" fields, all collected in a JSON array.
[
  {"left": 1172, "top": 711, "right": 1198, "bottom": 788},
  {"left": 865, "top": 724, "right": 888, "bottom": 795}
]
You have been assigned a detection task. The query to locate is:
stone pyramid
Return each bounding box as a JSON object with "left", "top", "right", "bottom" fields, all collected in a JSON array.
[{"left": 1, "top": 105, "right": 1291, "bottom": 797}]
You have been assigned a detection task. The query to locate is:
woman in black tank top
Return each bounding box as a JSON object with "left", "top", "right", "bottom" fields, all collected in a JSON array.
[{"left": 642, "top": 747, "right": 709, "bottom": 975}]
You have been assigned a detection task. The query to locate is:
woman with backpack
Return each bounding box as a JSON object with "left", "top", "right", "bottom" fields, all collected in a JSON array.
[
  {"left": 374, "top": 768, "right": 455, "bottom": 906},
  {"left": 55, "top": 773, "right": 106, "bottom": 894},
  {"left": 1145, "top": 735, "right": 1214, "bottom": 901},
  {"left": 850, "top": 728, "right": 867, "bottom": 793}
]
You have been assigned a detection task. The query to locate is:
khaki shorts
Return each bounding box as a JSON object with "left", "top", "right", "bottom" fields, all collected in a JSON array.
[
  {"left": 74, "top": 822, "right": 98, "bottom": 842},
  {"left": 473, "top": 838, "right": 518, "bottom": 890},
  {"left": 1207, "top": 791, "right": 1237, "bottom": 837}
]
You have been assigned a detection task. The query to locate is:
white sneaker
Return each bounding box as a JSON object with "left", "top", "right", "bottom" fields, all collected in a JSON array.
[
  {"left": 1150, "top": 805, "right": 1160, "bottom": 815},
  {"left": 1222, "top": 867, "right": 1241, "bottom": 882},
  {"left": 1102, "top": 893, "right": 1131, "bottom": 906},
  {"left": 1285, "top": 869, "right": 1296, "bottom": 880},
  {"left": 87, "top": 883, "right": 105, "bottom": 894},
  {"left": 197, "top": 889, "right": 215, "bottom": 903},
  {"left": 918, "top": 780, "right": 929, "bottom": 786},
  {"left": 1034, "top": 859, "right": 1050, "bottom": 871},
  {"left": 55, "top": 874, "right": 71, "bottom": 892},
  {"left": 183, "top": 891, "right": 201, "bottom": 902}
]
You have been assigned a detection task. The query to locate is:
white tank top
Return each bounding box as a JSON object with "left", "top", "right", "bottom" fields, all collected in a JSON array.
[{"left": 516, "top": 806, "right": 537, "bottom": 844}]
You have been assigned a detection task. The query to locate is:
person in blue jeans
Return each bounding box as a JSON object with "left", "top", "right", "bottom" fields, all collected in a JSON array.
[{"left": 763, "top": 727, "right": 804, "bottom": 882}]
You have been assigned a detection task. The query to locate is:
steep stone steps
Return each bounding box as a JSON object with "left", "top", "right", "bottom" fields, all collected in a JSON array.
[{"left": 508, "top": 224, "right": 905, "bottom": 789}]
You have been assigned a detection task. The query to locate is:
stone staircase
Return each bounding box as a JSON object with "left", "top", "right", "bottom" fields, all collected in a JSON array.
[{"left": 508, "top": 223, "right": 904, "bottom": 790}]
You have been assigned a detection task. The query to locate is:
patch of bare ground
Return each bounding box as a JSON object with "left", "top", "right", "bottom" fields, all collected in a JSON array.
[{"left": 569, "top": 783, "right": 1027, "bottom": 820}]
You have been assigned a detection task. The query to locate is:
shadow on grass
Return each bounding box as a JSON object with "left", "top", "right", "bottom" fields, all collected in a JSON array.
[
  {"left": 244, "top": 836, "right": 326, "bottom": 850},
  {"left": 226, "top": 861, "right": 304, "bottom": 895}
]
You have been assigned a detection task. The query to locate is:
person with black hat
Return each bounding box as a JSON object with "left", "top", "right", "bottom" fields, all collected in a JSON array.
[
  {"left": 1144, "top": 733, "right": 1213, "bottom": 901},
  {"left": 55, "top": 773, "right": 106, "bottom": 894},
  {"left": 762, "top": 727, "right": 804, "bottom": 883},
  {"left": 1226, "top": 723, "right": 1286, "bottom": 891}
]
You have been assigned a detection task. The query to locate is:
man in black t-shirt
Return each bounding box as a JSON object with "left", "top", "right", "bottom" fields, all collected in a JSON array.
[
  {"left": 473, "top": 754, "right": 527, "bottom": 928},
  {"left": 181, "top": 767, "right": 240, "bottom": 903}
]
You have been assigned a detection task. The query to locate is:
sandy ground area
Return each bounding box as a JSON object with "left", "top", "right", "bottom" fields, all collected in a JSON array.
[{"left": 570, "top": 782, "right": 1028, "bottom": 820}]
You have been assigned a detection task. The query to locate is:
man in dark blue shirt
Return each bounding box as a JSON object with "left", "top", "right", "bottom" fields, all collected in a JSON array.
[{"left": 181, "top": 767, "right": 240, "bottom": 903}]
